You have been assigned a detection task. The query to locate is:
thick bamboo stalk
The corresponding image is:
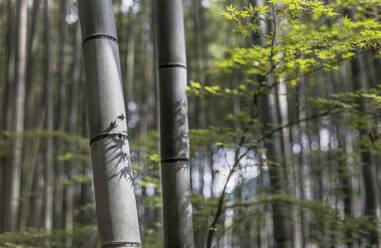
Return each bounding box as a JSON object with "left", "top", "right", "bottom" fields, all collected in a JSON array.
[
  {"left": 0, "top": 0, "right": 15, "bottom": 233},
  {"left": 278, "top": 79, "right": 304, "bottom": 248},
  {"left": 155, "top": 0, "right": 195, "bottom": 247},
  {"left": 65, "top": 20, "right": 81, "bottom": 248},
  {"left": 78, "top": 0, "right": 141, "bottom": 247},
  {"left": 351, "top": 55, "right": 381, "bottom": 247},
  {"left": 262, "top": 84, "right": 293, "bottom": 248},
  {"left": 54, "top": 0, "right": 67, "bottom": 230},
  {"left": 60, "top": 19, "right": 80, "bottom": 248},
  {"left": 6, "top": 0, "right": 28, "bottom": 232},
  {"left": 43, "top": 0, "right": 54, "bottom": 241}
]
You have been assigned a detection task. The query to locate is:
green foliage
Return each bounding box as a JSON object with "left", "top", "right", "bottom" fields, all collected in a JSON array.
[
  {"left": 131, "top": 130, "right": 161, "bottom": 189},
  {"left": 187, "top": 0, "right": 381, "bottom": 246},
  {"left": 311, "top": 88, "right": 381, "bottom": 134},
  {"left": 0, "top": 129, "right": 90, "bottom": 162},
  {"left": 189, "top": 0, "right": 381, "bottom": 97},
  {"left": 0, "top": 225, "right": 97, "bottom": 248}
]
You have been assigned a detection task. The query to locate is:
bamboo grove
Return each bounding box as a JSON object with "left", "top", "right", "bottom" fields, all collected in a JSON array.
[{"left": 0, "top": 0, "right": 380, "bottom": 247}]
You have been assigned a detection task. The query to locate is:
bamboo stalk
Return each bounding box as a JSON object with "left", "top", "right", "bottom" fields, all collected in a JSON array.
[
  {"left": 78, "top": 0, "right": 141, "bottom": 247},
  {"left": 155, "top": 0, "right": 195, "bottom": 247},
  {"left": 6, "top": 0, "right": 27, "bottom": 232},
  {"left": 43, "top": 0, "right": 54, "bottom": 242}
]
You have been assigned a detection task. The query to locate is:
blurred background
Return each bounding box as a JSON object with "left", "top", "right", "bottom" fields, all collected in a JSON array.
[{"left": 0, "top": 0, "right": 381, "bottom": 247}]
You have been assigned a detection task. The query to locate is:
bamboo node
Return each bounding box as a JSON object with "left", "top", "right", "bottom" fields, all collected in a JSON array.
[
  {"left": 101, "top": 240, "right": 141, "bottom": 247},
  {"left": 89, "top": 132, "right": 128, "bottom": 145},
  {"left": 158, "top": 62, "right": 187, "bottom": 69},
  {"left": 82, "top": 33, "right": 118, "bottom": 46}
]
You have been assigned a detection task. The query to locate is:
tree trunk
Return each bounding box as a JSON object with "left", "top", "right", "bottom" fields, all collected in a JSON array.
[
  {"left": 65, "top": 19, "right": 81, "bottom": 248},
  {"left": 6, "top": 0, "right": 28, "bottom": 232},
  {"left": 278, "top": 78, "right": 303, "bottom": 248},
  {"left": 53, "top": 0, "right": 67, "bottom": 230},
  {"left": 25, "top": 0, "right": 41, "bottom": 129},
  {"left": 298, "top": 75, "right": 311, "bottom": 247},
  {"left": 0, "top": 0, "right": 16, "bottom": 233},
  {"left": 262, "top": 82, "right": 293, "bottom": 248},
  {"left": 43, "top": 0, "right": 54, "bottom": 242},
  {"left": 2, "top": 0, "right": 16, "bottom": 131},
  {"left": 351, "top": 55, "right": 381, "bottom": 247},
  {"left": 155, "top": 0, "right": 195, "bottom": 246},
  {"left": 78, "top": 0, "right": 142, "bottom": 247},
  {"left": 125, "top": 11, "right": 136, "bottom": 104}
]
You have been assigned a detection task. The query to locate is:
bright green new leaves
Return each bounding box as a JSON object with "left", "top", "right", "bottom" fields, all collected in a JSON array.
[
  {"left": 188, "top": 0, "right": 381, "bottom": 127},
  {"left": 188, "top": 0, "right": 381, "bottom": 155},
  {"left": 330, "top": 0, "right": 381, "bottom": 17},
  {"left": 220, "top": 5, "right": 251, "bottom": 23},
  {"left": 187, "top": 0, "right": 381, "bottom": 175},
  {"left": 216, "top": 0, "right": 381, "bottom": 84}
]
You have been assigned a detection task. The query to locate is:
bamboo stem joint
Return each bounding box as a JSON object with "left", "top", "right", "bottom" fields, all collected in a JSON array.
[
  {"left": 101, "top": 240, "right": 141, "bottom": 248},
  {"left": 89, "top": 132, "right": 128, "bottom": 145},
  {"left": 82, "top": 33, "right": 118, "bottom": 46},
  {"left": 158, "top": 62, "right": 187, "bottom": 69}
]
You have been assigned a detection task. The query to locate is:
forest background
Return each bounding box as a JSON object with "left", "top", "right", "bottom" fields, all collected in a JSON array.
[{"left": 0, "top": 0, "right": 381, "bottom": 247}]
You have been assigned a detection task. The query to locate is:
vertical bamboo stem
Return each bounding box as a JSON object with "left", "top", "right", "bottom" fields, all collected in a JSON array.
[
  {"left": 155, "top": 0, "right": 195, "bottom": 246},
  {"left": 78, "top": 0, "right": 142, "bottom": 247}
]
